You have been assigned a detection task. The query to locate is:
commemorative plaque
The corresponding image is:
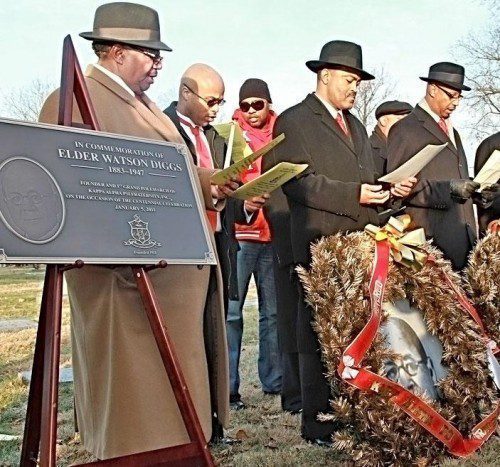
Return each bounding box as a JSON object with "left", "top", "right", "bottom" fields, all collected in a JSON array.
[{"left": 0, "top": 118, "right": 216, "bottom": 264}]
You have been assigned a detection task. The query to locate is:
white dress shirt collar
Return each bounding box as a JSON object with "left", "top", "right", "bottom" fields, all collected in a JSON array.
[
  {"left": 418, "top": 98, "right": 455, "bottom": 146},
  {"left": 94, "top": 63, "right": 135, "bottom": 97}
]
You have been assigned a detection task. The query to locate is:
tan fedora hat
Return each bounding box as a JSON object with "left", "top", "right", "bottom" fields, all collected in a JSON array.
[{"left": 80, "top": 2, "right": 172, "bottom": 51}]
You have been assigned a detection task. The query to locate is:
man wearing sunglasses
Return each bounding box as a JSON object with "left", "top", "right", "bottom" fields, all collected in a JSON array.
[
  {"left": 164, "top": 64, "right": 266, "bottom": 314},
  {"left": 39, "top": 3, "right": 235, "bottom": 460},
  {"left": 388, "top": 62, "right": 491, "bottom": 270},
  {"left": 226, "top": 79, "right": 285, "bottom": 412}
]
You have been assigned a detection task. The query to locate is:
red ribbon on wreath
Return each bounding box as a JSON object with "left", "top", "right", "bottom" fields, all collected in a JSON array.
[{"left": 337, "top": 216, "right": 499, "bottom": 458}]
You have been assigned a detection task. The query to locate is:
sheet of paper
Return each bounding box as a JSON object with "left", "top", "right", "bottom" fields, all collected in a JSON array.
[
  {"left": 379, "top": 143, "right": 447, "bottom": 183},
  {"left": 230, "top": 162, "right": 308, "bottom": 200},
  {"left": 223, "top": 123, "right": 236, "bottom": 168},
  {"left": 210, "top": 133, "right": 285, "bottom": 185},
  {"left": 473, "top": 149, "right": 500, "bottom": 191},
  {"left": 212, "top": 122, "right": 252, "bottom": 162}
]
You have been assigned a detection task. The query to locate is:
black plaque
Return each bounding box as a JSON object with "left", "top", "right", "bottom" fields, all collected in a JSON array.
[{"left": 0, "top": 119, "right": 216, "bottom": 265}]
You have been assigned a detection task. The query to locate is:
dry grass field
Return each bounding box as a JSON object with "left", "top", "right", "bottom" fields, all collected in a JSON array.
[{"left": 0, "top": 266, "right": 498, "bottom": 466}]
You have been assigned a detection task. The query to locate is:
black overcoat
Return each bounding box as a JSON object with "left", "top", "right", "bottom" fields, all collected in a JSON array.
[
  {"left": 164, "top": 102, "right": 247, "bottom": 305},
  {"left": 369, "top": 125, "right": 388, "bottom": 175},
  {"left": 271, "top": 93, "right": 381, "bottom": 353},
  {"left": 387, "top": 104, "right": 476, "bottom": 270},
  {"left": 474, "top": 131, "right": 500, "bottom": 235},
  {"left": 262, "top": 145, "right": 298, "bottom": 353}
]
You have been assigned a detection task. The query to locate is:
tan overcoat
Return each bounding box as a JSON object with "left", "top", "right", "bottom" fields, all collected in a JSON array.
[{"left": 39, "top": 64, "right": 229, "bottom": 459}]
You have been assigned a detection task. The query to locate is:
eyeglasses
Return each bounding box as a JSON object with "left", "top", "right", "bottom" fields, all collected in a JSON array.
[
  {"left": 124, "top": 46, "right": 163, "bottom": 66},
  {"left": 435, "top": 84, "right": 462, "bottom": 102},
  {"left": 140, "top": 49, "right": 163, "bottom": 65},
  {"left": 240, "top": 100, "right": 266, "bottom": 112},
  {"left": 184, "top": 83, "right": 225, "bottom": 108}
]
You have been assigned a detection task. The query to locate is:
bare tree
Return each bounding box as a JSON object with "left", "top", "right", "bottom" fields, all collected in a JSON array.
[
  {"left": 352, "top": 67, "right": 396, "bottom": 130},
  {"left": 454, "top": 25, "right": 500, "bottom": 140},
  {"left": 1, "top": 79, "right": 54, "bottom": 122}
]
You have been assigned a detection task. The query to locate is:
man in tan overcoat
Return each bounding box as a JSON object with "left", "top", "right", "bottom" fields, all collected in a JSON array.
[{"left": 39, "top": 2, "right": 231, "bottom": 459}]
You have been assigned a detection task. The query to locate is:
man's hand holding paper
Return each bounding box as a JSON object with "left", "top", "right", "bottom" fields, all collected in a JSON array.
[
  {"left": 244, "top": 194, "right": 270, "bottom": 213},
  {"left": 390, "top": 176, "right": 418, "bottom": 198}
]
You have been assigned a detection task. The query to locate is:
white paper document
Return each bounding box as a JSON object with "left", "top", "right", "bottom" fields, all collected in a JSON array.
[
  {"left": 379, "top": 143, "right": 447, "bottom": 183},
  {"left": 473, "top": 149, "right": 500, "bottom": 191}
]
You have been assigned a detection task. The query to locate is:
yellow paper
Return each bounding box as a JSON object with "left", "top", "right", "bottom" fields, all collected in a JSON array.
[
  {"left": 212, "top": 122, "right": 252, "bottom": 162},
  {"left": 230, "top": 162, "right": 308, "bottom": 200},
  {"left": 210, "top": 133, "right": 285, "bottom": 185},
  {"left": 474, "top": 149, "right": 500, "bottom": 191}
]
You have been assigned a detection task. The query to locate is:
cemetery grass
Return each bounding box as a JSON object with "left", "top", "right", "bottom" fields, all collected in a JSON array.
[{"left": 0, "top": 266, "right": 499, "bottom": 466}]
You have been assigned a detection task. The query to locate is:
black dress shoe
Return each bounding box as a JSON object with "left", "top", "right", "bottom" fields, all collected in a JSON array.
[
  {"left": 230, "top": 399, "right": 246, "bottom": 410},
  {"left": 304, "top": 436, "right": 333, "bottom": 447}
]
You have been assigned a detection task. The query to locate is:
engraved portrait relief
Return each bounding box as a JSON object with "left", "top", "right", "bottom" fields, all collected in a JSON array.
[{"left": 0, "top": 157, "right": 65, "bottom": 244}]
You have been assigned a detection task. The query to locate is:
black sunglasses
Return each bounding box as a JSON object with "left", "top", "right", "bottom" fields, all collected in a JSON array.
[
  {"left": 240, "top": 100, "right": 266, "bottom": 112},
  {"left": 184, "top": 83, "right": 225, "bottom": 108}
]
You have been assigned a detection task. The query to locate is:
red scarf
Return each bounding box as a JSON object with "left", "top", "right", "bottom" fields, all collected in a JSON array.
[
  {"left": 232, "top": 108, "right": 277, "bottom": 183},
  {"left": 232, "top": 108, "right": 277, "bottom": 242}
]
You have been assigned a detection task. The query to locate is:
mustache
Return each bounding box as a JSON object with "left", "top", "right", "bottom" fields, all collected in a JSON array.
[{"left": 347, "top": 91, "right": 357, "bottom": 98}]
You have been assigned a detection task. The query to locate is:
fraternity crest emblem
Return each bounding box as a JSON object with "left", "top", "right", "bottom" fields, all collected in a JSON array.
[{"left": 123, "top": 215, "right": 161, "bottom": 249}]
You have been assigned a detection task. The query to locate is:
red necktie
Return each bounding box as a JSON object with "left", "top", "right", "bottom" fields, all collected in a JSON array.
[
  {"left": 336, "top": 112, "right": 349, "bottom": 136},
  {"left": 438, "top": 118, "right": 449, "bottom": 137},
  {"left": 178, "top": 117, "right": 218, "bottom": 231}
]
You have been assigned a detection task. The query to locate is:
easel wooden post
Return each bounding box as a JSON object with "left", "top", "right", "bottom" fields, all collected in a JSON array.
[{"left": 20, "top": 35, "right": 215, "bottom": 467}]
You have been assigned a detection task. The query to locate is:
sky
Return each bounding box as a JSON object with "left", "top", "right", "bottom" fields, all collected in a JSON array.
[{"left": 0, "top": 0, "right": 496, "bottom": 160}]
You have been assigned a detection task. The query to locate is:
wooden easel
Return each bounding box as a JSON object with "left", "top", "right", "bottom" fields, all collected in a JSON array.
[{"left": 20, "top": 35, "right": 214, "bottom": 467}]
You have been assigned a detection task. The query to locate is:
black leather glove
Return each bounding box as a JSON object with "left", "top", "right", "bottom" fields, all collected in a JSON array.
[
  {"left": 450, "top": 179, "right": 480, "bottom": 203},
  {"left": 472, "top": 183, "right": 499, "bottom": 209}
]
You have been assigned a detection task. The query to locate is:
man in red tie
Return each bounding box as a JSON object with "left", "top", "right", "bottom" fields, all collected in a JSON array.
[
  {"left": 264, "top": 40, "right": 416, "bottom": 445},
  {"left": 387, "top": 62, "right": 487, "bottom": 270},
  {"left": 164, "top": 66, "right": 268, "bottom": 441},
  {"left": 164, "top": 64, "right": 266, "bottom": 315}
]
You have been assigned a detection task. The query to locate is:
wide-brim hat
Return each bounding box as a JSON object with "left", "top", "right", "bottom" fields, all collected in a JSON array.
[
  {"left": 80, "top": 2, "right": 172, "bottom": 51},
  {"left": 306, "top": 40, "right": 375, "bottom": 81},
  {"left": 420, "top": 62, "right": 470, "bottom": 91}
]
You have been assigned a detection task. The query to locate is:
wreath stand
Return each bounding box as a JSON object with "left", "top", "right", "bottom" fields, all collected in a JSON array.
[{"left": 19, "top": 35, "right": 214, "bottom": 467}]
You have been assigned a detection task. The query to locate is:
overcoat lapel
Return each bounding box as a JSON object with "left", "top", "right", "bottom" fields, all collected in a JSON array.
[
  {"left": 306, "top": 94, "right": 357, "bottom": 155},
  {"left": 345, "top": 111, "right": 363, "bottom": 156},
  {"left": 86, "top": 65, "right": 183, "bottom": 144},
  {"left": 416, "top": 105, "right": 458, "bottom": 156}
]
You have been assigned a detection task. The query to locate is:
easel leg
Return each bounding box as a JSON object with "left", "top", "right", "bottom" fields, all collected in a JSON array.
[
  {"left": 132, "top": 266, "right": 214, "bottom": 467},
  {"left": 20, "top": 266, "right": 52, "bottom": 466},
  {"left": 20, "top": 265, "right": 64, "bottom": 467},
  {"left": 39, "top": 264, "right": 64, "bottom": 467}
]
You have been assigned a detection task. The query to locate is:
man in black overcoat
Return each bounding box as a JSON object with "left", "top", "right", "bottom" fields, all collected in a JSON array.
[
  {"left": 268, "top": 40, "right": 416, "bottom": 444},
  {"left": 474, "top": 131, "right": 500, "bottom": 235},
  {"left": 369, "top": 100, "right": 412, "bottom": 175},
  {"left": 164, "top": 64, "right": 267, "bottom": 442},
  {"left": 387, "top": 62, "right": 486, "bottom": 270},
  {"left": 262, "top": 149, "right": 302, "bottom": 414}
]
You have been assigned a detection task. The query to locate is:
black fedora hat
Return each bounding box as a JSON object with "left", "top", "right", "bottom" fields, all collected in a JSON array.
[
  {"left": 420, "top": 62, "right": 471, "bottom": 91},
  {"left": 80, "top": 2, "right": 172, "bottom": 51},
  {"left": 306, "top": 40, "right": 375, "bottom": 80}
]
